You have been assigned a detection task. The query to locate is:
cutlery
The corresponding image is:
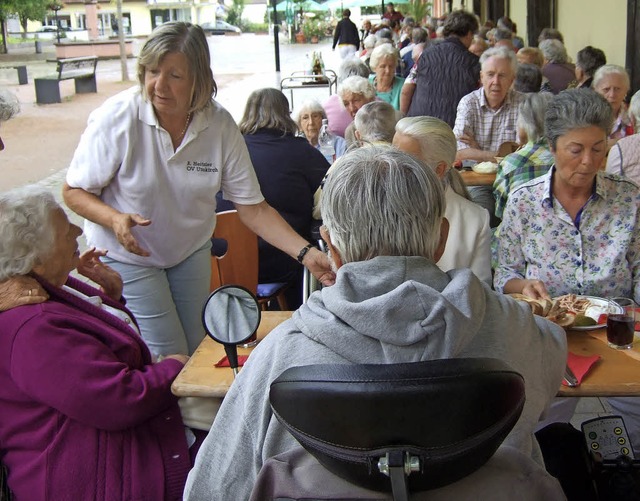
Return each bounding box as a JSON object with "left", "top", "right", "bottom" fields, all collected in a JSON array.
[{"left": 564, "top": 365, "right": 579, "bottom": 387}]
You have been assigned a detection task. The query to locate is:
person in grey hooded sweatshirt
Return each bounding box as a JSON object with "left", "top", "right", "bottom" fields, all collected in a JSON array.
[{"left": 184, "top": 146, "right": 567, "bottom": 501}]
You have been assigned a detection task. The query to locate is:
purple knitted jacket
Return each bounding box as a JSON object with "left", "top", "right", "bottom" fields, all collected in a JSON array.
[{"left": 0, "top": 276, "right": 190, "bottom": 500}]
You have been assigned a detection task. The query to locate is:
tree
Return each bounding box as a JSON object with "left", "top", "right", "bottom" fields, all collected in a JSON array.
[
  {"left": 116, "top": 0, "right": 130, "bottom": 82},
  {"left": 0, "top": 0, "right": 17, "bottom": 53},
  {"left": 226, "top": 0, "right": 244, "bottom": 28},
  {"left": 16, "top": 0, "right": 49, "bottom": 39}
]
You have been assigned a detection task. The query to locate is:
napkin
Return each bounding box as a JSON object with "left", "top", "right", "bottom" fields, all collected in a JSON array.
[
  {"left": 562, "top": 352, "right": 601, "bottom": 386},
  {"left": 215, "top": 355, "right": 249, "bottom": 368}
]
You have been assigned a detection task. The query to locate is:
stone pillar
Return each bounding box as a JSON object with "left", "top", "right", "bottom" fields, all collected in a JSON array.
[{"left": 85, "top": 0, "right": 99, "bottom": 40}]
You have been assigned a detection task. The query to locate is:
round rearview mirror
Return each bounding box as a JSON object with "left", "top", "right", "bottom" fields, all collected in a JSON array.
[{"left": 202, "top": 285, "right": 261, "bottom": 345}]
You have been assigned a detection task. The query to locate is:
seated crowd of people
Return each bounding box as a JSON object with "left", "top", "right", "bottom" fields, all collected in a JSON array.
[{"left": 1, "top": 7, "right": 639, "bottom": 500}]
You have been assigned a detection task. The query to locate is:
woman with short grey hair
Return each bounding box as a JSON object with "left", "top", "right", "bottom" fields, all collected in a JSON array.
[
  {"left": 539, "top": 39, "right": 569, "bottom": 64},
  {"left": 295, "top": 99, "right": 347, "bottom": 158},
  {"left": 337, "top": 76, "right": 377, "bottom": 143},
  {"left": 494, "top": 93, "right": 554, "bottom": 219},
  {"left": 353, "top": 101, "right": 397, "bottom": 144},
  {"left": 593, "top": 64, "right": 633, "bottom": 144},
  {"left": 393, "top": 116, "right": 492, "bottom": 283},
  {"left": 495, "top": 88, "right": 638, "bottom": 302},
  {"left": 0, "top": 187, "right": 58, "bottom": 280},
  {"left": 338, "top": 75, "right": 376, "bottom": 106},
  {"left": 368, "top": 44, "right": 404, "bottom": 110},
  {"left": 323, "top": 59, "right": 370, "bottom": 137},
  {"left": 321, "top": 146, "right": 445, "bottom": 263},
  {"left": 539, "top": 39, "right": 576, "bottom": 94},
  {"left": 0, "top": 184, "right": 193, "bottom": 500},
  {"left": 514, "top": 63, "right": 543, "bottom": 94},
  {"left": 606, "top": 89, "right": 640, "bottom": 183},
  {"left": 502, "top": 88, "right": 640, "bottom": 455}
]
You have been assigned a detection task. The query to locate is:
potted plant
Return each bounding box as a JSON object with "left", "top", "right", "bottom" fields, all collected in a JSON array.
[{"left": 302, "top": 20, "right": 325, "bottom": 43}]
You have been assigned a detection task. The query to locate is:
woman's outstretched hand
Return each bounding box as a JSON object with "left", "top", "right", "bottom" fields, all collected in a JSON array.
[
  {"left": 111, "top": 213, "right": 152, "bottom": 257},
  {"left": 77, "top": 248, "right": 124, "bottom": 301}
]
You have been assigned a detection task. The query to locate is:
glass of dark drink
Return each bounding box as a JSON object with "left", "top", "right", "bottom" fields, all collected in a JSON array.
[{"left": 606, "top": 298, "right": 636, "bottom": 350}]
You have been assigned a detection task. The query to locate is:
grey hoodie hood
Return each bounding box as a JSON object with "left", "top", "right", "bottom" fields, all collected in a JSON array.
[{"left": 294, "top": 256, "right": 490, "bottom": 364}]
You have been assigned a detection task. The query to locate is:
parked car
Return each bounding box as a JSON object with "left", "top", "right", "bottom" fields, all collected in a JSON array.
[
  {"left": 200, "top": 20, "right": 242, "bottom": 35},
  {"left": 39, "top": 25, "right": 71, "bottom": 32}
]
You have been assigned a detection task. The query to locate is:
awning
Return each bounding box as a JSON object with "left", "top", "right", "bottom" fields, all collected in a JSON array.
[{"left": 324, "top": 0, "right": 409, "bottom": 9}]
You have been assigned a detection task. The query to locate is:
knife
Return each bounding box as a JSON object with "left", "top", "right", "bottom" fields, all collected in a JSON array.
[{"left": 564, "top": 365, "right": 579, "bottom": 387}]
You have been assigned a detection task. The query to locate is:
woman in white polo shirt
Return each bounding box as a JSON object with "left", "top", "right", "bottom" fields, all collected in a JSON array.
[{"left": 63, "top": 22, "right": 333, "bottom": 357}]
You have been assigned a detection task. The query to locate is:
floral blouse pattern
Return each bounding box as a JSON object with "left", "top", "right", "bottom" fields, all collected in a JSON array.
[{"left": 494, "top": 168, "right": 640, "bottom": 302}]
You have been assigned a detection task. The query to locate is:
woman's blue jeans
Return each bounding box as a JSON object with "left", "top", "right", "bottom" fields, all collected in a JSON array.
[{"left": 104, "top": 240, "right": 211, "bottom": 357}]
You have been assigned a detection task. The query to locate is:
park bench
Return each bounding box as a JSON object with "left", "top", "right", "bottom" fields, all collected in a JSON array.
[
  {"left": 34, "top": 56, "right": 98, "bottom": 104},
  {"left": 0, "top": 65, "right": 28, "bottom": 85}
]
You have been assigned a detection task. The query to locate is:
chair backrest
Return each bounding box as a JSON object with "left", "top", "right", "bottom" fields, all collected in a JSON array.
[
  {"left": 213, "top": 210, "right": 259, "bottom": 293},
  {"left": 268, "top": 358, "right": 525, "bottom": 499}
]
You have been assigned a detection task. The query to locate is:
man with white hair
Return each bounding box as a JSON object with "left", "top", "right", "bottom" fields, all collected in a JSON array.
[
  {"left": 453, "top": 46, "right": 523, "bottom": 162},
  {"left": 453, "top": 46, "right": 523, "bottom": 224},
  {"left": 184, "top": 146, "right": 566, "bottom": 501}
]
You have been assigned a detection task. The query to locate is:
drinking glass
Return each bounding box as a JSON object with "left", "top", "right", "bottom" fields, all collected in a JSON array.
[{"left": 606, "top": 297, "right": 636, "bottom": 350}]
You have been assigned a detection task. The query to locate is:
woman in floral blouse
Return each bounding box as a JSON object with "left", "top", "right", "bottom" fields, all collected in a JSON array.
[
  {"left": 494, "top": 88, "right": 640, "bottom": 303},
  {"left": 496, "top": 88, "right": 640, "bottom": 455}
]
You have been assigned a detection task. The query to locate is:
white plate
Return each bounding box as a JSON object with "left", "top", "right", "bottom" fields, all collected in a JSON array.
[
  {"left": 563, "top": 296, "right": 623, "bottom": 331},
  {"left": 471, "top": 161, "right": 498, "bottom": 174}
]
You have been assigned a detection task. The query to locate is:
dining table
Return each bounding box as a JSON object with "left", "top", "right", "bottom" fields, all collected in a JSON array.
[
  {"left": 458, "top": 168, "right": 497, "bottom": 187},
  {"left": 171, "top": 312, "right": 640, "bottom": 399}
]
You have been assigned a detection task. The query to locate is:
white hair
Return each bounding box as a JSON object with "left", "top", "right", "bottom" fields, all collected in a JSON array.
[
  {"left": 395, "top": 116, "right": 457, "bottom": 168},
  {"left": 629, "top": 90, "right": 640, "bottom": 128},
  {"left": 593, "top": 64, "right": 630, "bottom": 92},
  {"left": 539, "top": 39, "right": 569, "bottom": 64},
  {"left": 480, "top": 46, "right": 517, "bottom": 75},
  {"left": 354, "top": 101, "right": 398, "bottom": 143},
  {"left": 0, "top": 185, "right": 59, "bottom": 281},
  {"left": 293, "top": 99, "right": 326, "bottom": 125},
  {"left": 321, "top": 146, "right": 445, "bottom": 263},
  {"left": 338, "top": 76, "right": 376, "bottom": 101},
  {"left": 369, "top": 43, "right": 399, "bottom": 71},
  {"left": 363, "top": 34, "right": 377, "bottom": 50}
]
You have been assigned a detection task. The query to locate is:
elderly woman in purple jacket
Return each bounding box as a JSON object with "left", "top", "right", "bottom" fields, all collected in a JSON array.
[{"left": 0, "top": 185, "right": 191, "bottom": 501}]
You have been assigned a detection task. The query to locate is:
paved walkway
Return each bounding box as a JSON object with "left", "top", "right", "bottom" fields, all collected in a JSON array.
[{"left": 0, "top": 34, "right": 339, "bottom": 193}]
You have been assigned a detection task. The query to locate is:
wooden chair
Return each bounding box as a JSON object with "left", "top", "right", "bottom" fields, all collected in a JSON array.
[{"left": 211, "top": 210, "right": 289, "bottom": 311}]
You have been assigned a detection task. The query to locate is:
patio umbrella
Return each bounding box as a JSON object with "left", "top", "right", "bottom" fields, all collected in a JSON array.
[
  {"left": 275, "top": 0, "right": 331, "bottom": 11},
  {"left": 324, "top": 0, "right": 409, "bottom": 9}
]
